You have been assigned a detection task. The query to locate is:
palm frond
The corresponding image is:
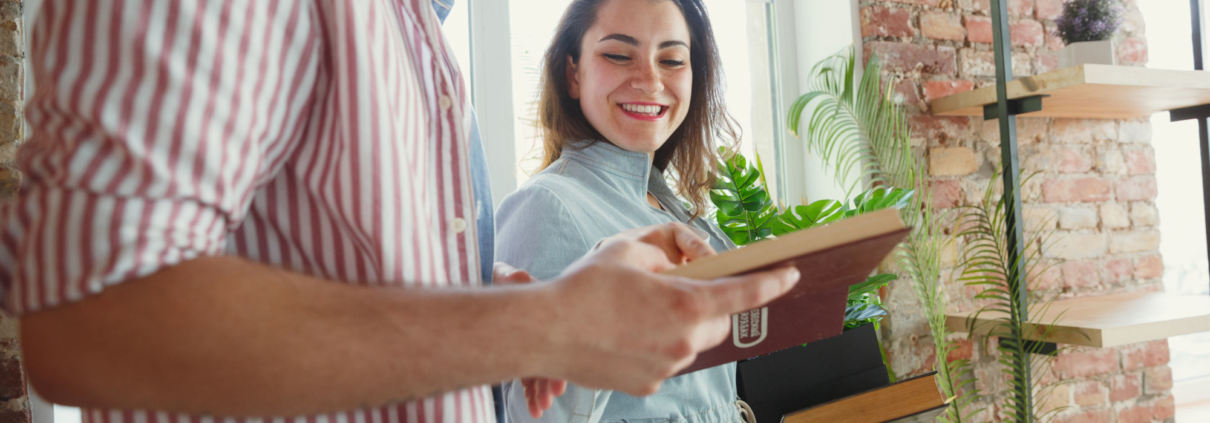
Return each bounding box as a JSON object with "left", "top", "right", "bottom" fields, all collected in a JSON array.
[
  {"left": 790, "top": 49, "right": 915, "bottom": 199},
  {"left": 956, "top": 171, "right": 1064, "bottom": 422}
]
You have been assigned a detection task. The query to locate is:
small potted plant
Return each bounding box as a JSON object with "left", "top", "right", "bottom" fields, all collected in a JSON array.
[{"left": 1055, "top": 0, "right": 1122, "bottom": 67}]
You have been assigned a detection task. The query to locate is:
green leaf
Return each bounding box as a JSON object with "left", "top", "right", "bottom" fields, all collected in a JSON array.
[
  {"left": 851, "top": 187, "right": 915, "bottom": 214},
  {"left": 850, "top": 273, "right": 896, "bottom": 297},
  {"left": 712, "top": 151, "right": 779, "bottom": 246},
  {"left": 844, "top": 303, "right": 888, "bottom": 328},
  {"left": 771, "top": 199, "right": 844, "bottom": 235}
]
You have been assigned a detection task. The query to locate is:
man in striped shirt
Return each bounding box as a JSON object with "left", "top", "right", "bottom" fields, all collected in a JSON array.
[{"left": 1, "top": 1, "right": 800, "bottom": 423}]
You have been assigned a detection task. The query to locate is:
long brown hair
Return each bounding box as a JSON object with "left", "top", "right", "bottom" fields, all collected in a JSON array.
[{"left": 536, "top": 0, "right": 739, "bottom": 217}]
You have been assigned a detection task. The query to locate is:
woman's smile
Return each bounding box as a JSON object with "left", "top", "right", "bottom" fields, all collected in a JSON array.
[{"left": 618, "top": 102, "right": 669, "bottom": 121}]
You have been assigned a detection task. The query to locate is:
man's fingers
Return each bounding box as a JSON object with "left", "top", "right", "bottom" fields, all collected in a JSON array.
[
  {"left": 639, "top": 223, "right": 712, "bottom": 264},
  {"left": 672, "top": 225, "right": 715, "bottom": 262},
  {"left": 492, "top": 262, "right": 533, "bottom": 285},
  {"left": 538, "top": 379, "right": 556, "bottom": 411},
  {"left": 699, "top": 266, "right": 800, "bottom": 315}
]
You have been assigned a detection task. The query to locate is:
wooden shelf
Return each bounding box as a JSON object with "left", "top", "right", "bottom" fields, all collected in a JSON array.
[
  {"left": 929, "top": 65, "right": 1210, "bottom": 119},
  {"left": 945, "top": 292, "right": 1210, "bottom": 348}
]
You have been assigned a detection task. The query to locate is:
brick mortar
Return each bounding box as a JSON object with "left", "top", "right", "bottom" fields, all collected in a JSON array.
[
  {"left": 866, "top": 1, "right": 1174, "bottom": 421},
  {"left": 0, "top": 0, "right": 26, "bottom": 421}
]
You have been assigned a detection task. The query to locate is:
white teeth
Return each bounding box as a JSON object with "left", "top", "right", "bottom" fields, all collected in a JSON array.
[{"left": 621, "top": 104, "right": 662, "bottom": 116}]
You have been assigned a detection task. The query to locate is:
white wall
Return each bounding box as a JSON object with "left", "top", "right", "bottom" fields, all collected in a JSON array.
[{"left": 784, "top": 0, "right": 861, "bottom": 204}]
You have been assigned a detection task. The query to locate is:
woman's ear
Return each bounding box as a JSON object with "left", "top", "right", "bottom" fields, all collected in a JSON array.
[{"left": 566, "top": 56, "right": 580, "bottom": 99}]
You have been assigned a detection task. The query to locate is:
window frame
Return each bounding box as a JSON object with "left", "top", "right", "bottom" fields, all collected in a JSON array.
[{"left": 464, "top": 0, "right": 863, "bottom": 207}]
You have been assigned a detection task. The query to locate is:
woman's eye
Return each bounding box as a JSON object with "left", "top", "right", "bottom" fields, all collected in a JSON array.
[
  {"left": 604, "top": 53, "right": 630, "bottom": 61},
  {"left": 661, "top": 59, "right": 685, "bottom": 66}
]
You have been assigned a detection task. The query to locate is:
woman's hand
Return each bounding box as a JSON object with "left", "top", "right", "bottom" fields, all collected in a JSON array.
[{"left": 493, "top": 263, "right": 569, "bottom": 419}]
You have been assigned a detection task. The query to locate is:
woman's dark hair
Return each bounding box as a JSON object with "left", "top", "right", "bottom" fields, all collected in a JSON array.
[{"left": 536, "top": 0, "right": 739, "bottom": 217}]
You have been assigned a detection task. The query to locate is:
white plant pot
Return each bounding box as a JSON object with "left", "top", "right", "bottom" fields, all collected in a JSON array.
[{"left": 1059, "top": 39, "right": 1117, "bottom": 68}]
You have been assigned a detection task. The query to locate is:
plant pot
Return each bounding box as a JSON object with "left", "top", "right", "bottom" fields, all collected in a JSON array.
[
  {"left": 1058, "top": 39, "right": 1116, "bottom": 68},
  {"left": 736, "top": 324, "right": 889, "bottom": 423}
]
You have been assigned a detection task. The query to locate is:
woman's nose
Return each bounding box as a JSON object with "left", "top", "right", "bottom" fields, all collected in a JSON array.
[{"left": 630, "top": 62, "right": 663, "bottom": 94}]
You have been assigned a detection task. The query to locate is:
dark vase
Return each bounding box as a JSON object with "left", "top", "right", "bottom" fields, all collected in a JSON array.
[{"left": 736, "top": 324, "right": 889, "bottom": 423}]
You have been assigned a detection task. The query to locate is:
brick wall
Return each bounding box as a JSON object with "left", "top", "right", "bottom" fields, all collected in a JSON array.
[
  {"left": 0, "top": 0, "right": 26, "bottom": 422},
  {"left": 862, "top": 0, "right": 1175, "bottom": 421}
]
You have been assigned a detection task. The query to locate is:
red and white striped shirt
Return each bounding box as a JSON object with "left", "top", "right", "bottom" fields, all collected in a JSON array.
[{"left": 1, "top": 1, "right": 491, "bottom": 422}]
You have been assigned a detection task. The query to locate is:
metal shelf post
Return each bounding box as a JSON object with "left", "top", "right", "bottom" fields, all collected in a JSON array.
[{"left": 988, "top": 0, "right": 1033, "bottom": 418}]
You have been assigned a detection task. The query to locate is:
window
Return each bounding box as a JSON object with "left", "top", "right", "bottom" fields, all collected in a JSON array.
[{"left": 461, "top": 0, "right": 793, "bottom": 204}]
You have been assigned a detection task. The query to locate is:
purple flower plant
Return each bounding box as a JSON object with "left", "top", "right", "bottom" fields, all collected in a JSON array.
[{"left": 1055, "top": 0, "right": 1122, "bottom": 44}]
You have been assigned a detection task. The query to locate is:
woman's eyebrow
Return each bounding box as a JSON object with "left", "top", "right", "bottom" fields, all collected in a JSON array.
[{"left": 599, "top": 33, "right": 689, "bottom": 49}]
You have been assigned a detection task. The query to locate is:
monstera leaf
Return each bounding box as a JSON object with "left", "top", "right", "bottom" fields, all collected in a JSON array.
[
  {"left": 770, "top": 199, "right": 844, "bottom": 236},
  {"left": 712, "top": 152, "right": 778, "bottom": 245},
  {"left": 849, "top": 187, "right": 914, "bottom": 217}
]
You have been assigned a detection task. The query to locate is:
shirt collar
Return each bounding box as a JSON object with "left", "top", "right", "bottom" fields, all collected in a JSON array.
[{"left": 561, "top": 140, "right": 654, "bottom": 202}]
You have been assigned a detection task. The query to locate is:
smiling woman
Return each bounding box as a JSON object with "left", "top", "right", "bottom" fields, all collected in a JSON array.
[
  {"left": 492, "top": 1, "right": 753, "bottom": 421},
  {"left": 503, "top": 0, "right": 778, "bottom": 197}
]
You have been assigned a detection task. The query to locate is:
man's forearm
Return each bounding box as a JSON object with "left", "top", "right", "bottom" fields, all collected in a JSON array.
[{"left": 21, "top": 255, "right": 551, "bottom": 416}]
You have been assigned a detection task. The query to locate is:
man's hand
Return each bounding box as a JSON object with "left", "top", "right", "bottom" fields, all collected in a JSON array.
[
  {"left": 493, "top": 263, "right": 567, "bottom": 419},
  {"left": 536, "top": 236, "right": 799, "bottom": 397},
  {"left": 595, "top": 222, "right": 716, "bottom": 265}
]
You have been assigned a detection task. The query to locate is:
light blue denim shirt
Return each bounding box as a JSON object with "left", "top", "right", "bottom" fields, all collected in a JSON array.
[{"left": 495, "top": 140, "right": 741, "bottom": 423}]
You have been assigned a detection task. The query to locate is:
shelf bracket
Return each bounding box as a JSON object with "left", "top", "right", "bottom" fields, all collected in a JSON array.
[
  {"left": 1169, "top": 103, "right": 1210, "bottom": 122},
  {"left": 982, "top": 95, "right": 1047, "bottom": 120},
  {"left": 998, "top": 338, "right": 1058, "bottom": 357}
]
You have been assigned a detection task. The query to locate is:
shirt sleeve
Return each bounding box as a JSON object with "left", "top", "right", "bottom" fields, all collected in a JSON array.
[
  {"left": 0, "top": 1, "right": 320, "bottom": 315},
  {"left": 494, "top": 183, "right": 614, "bottom": 423},
  {"left": 494, "top": 182, "right": 595, "bottom": 281}
]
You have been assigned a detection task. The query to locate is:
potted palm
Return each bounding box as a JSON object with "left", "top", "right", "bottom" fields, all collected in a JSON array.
[
  {"left": 1056, "top": 0, "right": 1122, "bottom": 68},
  {"left": 711, "top": 151, "right": 907, "bottom": 423}
]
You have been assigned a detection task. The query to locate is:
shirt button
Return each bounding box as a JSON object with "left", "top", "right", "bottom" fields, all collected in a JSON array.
[
  {"left": 439, "top": 95, "right": 453, "bottom": 111},
  {"left": 450, "top": 217, "right": 467, "bottom": 234}
]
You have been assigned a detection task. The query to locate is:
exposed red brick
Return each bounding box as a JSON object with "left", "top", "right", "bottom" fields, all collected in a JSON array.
[
  {"left": 1054, "top": 348, "right": 1118, "bottom": 379},
  {"left": 909, "top": 115, "right": 972, "bottom": 144},
  {"left": 931, "top": 179, "right": 963, "bottom": 209},
  {"left": 1042, "top": 177, "right": 1112, "bottom": 203},
  {"left": 1055, "top": 147, "right": 1093, "bottom": 173},
  {"left": 1110, "top": 372, "right": 1143, "bottom": 402},
  {"left": 1033, "top": 263, "right": 1063, "bottom": 290},
  {"left": 1124, "top": 148, "right": 1156, "bottom": 175},
  {"left": 1050, "top": 119, "right": 1117, "bottom": 144},
  {"left": 929, "top": 147, "right": 978, "bottom": 176},
  {"left": 894, "top": 78, "right": 923, "bottom": 109},
  {"left": 862, "top": 6, "right": 915, "bottom": 38},
  {"left": 1116, "top": 176, "right": 1158, "bottom": 201},
  {"left": 961, "top": 0, "right": 1031, "bottom": 16},
  {"left": 1060, "top": 260, "right": 1103, "bottom": 289},
  {"left": 1145, "top": 366, "right": 1173, "bottom": 393},
  {"left": 921, "top": 11, "right": 965, "bottom": 41},
  {"left": 965, "top": 15, "right": 993, "bottom": 43},
  {"left": 865, "top": 42, "right": 957, "bottom": 75},
  {"left": 1011, "top": 20, "right": 1044, "bottom": 47},
  {"left": 887, "top": 0, "right": 944, "bottom": 6},
  {"left": 1036, "top": 0, "right": 1064, "bottom": 20},
  {"left": 1073, "top": 380, "right": 1108, "bottom": 406},
  {"left": 1036, "top": 51, "right": 1060, "bottom": 73},
  {"left": 1052, "top": 409, "right": 1113, "bottom": 423},
  {"left": 1105, "top": 258, "right": 1133, "bottom": 284},
  {"left": 1134, "top": 255, "right": 1163, "bottom": 279},
  {"left": 1117, "top": 37, "right": 1149, "bottom": 66},
  {"left": 0, "top": 358, "right": 23, "bottom": 400},
  {"left": 923, "top": 80, "right": 974, "bottom": 102},
  {"left": 947, "top": 337, "right": 974, "bottom": 362},
  {"left": 959, "top": 48, "right": 995, "bottom": 77},
  {"left": 0, "top": 410, "right": 28, "bottom": 423},
  {"left": 961, "top": 0, "right": 990, "bottom": 13},
  {"left": 1122, "top": 340, "right": 1170, "bottom": 371},
  {"left": 1119, "top": 394, "right": 1176, "bottom": 423}
]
